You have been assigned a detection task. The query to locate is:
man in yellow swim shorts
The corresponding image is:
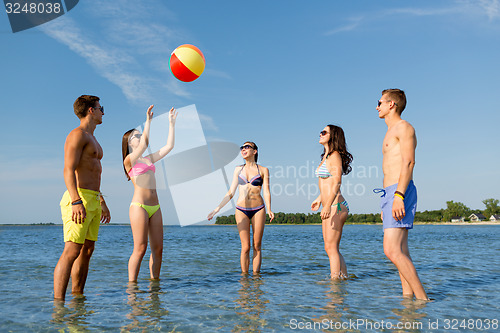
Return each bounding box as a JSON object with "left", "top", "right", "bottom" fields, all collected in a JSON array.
[
  {"left": 60, "top": 188, "right": 102, "bottom": 244},
  {"left": 54, "top": 95, "right": 111, "bottom": 301}
]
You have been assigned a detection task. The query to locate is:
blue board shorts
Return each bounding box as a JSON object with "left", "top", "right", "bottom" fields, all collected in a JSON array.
[{"left": 379, "top": 181, "right": 417, "bottom": 230}]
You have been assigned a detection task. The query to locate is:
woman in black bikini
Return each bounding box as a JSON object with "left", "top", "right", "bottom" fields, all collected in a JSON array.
[{"left": 208, "top": 141, "right": 274, "bottom": 273}]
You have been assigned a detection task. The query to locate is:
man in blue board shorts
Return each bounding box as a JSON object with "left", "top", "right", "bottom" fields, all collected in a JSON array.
[
  {"left": 380, "top": 180, "right": 417, "bottom": 230},
  {"left": 376, "top": 88, "right": 428, "bottom": 300}
]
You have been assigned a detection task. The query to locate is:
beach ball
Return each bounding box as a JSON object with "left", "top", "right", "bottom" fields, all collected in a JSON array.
[{"left": 169, "top": 44, "right": 205, "bottom": 82}]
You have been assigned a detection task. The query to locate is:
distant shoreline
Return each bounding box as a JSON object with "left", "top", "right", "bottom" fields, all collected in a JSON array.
[
  {"left": 214, "top": 221, "right": 500, "bottom": 226},
  {"left": 415, "top": 221, "right": 500, "bottom": 226},
  {"left": 1, "top": 221, "right": 499, "bottom": 226}
]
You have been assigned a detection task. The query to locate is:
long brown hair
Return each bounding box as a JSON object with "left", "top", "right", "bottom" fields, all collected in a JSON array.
[
  {"left": 320, "top": 125, "right": 353, "bottom": 175},
  {"left": 122, "top": 129, "right": 136, "bottom": 181}
]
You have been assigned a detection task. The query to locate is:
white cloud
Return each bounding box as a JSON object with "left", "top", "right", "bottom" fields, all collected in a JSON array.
[
  {"left": 478, "top": 0, "right": 500, "bottom": 20},
  {"left": 325, "top": 2, "right": 499, "bottom": 36},
  {"left": 384, "top": 7, "right": 462, "bottom": 17},
  {"left": 199, "top": 113, "right": 219, "bottom": 132},
  {"left": 325, "top": 17, "right": 363, "bottom": 36},
  {"left": 40, "top": 0, "right": 191, "bottom": 102},
  {"left": 164, "top": 80, "right": 191, "bottom": 98}
]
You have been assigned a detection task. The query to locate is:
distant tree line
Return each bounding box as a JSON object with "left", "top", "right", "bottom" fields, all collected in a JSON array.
[
  {"left": 216, "top": 212, "right": 385, "bottom": 225},
  {"left": 443, "top": 198, "right": 500, "bottom": 221},
  {"left": 214, "top": 198, "right": 499, "bottom": 224}
]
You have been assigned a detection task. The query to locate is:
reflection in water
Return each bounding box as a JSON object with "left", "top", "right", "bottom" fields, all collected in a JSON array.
[
  {"left": 233, "top": 274, "right": 269, "bottom": 333},
  {"left": 313, "top": 279, "right": 348, "bottom": 329},
  {"left": 391, "top": 297, "right": 428, "bottom": 331},
  {"left": 51, "top": 295, "right": 93, "bottom": 331},
  {"left": 122, "top": 280, "right": 169, "bottom": 332}
]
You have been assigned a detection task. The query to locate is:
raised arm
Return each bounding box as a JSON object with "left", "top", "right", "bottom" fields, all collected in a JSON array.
[
  {"left": 63, "top": 129, "right": 87, "bottom": 224},
  {"left": 262, "top": 166, "right": 274, "bottom": 221},
  {"left": 207, "top": 167, "right": 241, "bottom": 221},
  {"left": 127, "top": 105, "right": 154, "bottom": 166},
  {"left": 149, "top": 107, "right": 177, "bottom": 163}
]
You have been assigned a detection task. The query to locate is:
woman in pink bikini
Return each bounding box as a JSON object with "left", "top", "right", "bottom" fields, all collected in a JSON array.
[
  {"left": 122, "top": 105, "right": 177, "bottom": 282},
  {"left": 207, "top": 141, "right": 274, "bottom": 274}
]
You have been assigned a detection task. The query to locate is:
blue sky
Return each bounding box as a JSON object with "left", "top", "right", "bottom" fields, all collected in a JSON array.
[{"left": 1, "top": 0, "right": 499, "bottom": 224}]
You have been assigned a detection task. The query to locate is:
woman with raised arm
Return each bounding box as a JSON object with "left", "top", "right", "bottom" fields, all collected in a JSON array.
[
  {"left": 208, "top": 141, "right": 274, "bottom": 274},
  {"left": 122, "top": 105, "right": 177, "bottom": 282},
  {"left": 311, "top": 125, "right": 353, "bottom": 279}
]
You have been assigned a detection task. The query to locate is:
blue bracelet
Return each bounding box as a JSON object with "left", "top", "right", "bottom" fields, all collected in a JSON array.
[{"left": 71, "top": 200, "right": 83, "bottom": 206}]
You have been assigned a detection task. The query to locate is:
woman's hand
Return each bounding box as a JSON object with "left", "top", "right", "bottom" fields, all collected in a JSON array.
[
  {"left": 169, "top": 107, "right": 178, "bottom": 125},
  {"left": 320, "top": 205, "right": 331, "bottom": 220},
  {"left": 207, "top": 207, "right": 220, "bottom": 221},
  {"left": 268, "top": 211, "right": 275, "bottom": 222},
  {"left": 146, "top": 105, "right": 154, "bottom": 121},
  {"left": 311, "top": 199, "right": 321, "bottom": 211}
]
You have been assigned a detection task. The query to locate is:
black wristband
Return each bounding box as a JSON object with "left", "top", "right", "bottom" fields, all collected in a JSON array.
[
  {"left": 71, "top": 200, "right": 83, "bottom": 206},
  {"left": 394, "top": 191, "right": 405, "bottom": 199}
]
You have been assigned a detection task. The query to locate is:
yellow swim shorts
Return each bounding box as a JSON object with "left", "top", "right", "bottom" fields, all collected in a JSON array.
[{"left": 60, "top": 188, "right": 102, "bottom": 244}]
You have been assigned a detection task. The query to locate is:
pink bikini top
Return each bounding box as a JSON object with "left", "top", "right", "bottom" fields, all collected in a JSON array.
[{"left": 128, "top": 157, "right": 156, "bottom": 177}]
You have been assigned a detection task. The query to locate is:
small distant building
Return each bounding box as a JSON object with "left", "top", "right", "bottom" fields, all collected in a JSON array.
[
  {"left": 451, "top": 216, "right": 465, "bottom": 223},
  {"left": 490, "top": 215, "right": 500, "bottom": 221},
  {"left": 469, "top": 213, "right": 486, "bottom": 222}
]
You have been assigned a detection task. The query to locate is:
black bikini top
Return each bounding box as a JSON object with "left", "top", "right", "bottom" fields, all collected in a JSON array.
[{"left": 238, "top": 165, "right": 263, "bottom": 186}]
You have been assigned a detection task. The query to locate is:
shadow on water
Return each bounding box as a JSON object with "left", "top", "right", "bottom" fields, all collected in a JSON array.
[
  {"left": 312, "top": 279, "right": 349, "bottom": 327},
  {"left": 390, "top": 298, "right": 429, "bottom": 331},
  {"left": 232, "top": 274, "right": 269, "bottom": 333},
  {"left": 121, "top": 280, "right": 171, "bottom": 332},
  {"left": 51, "top": 295, "right": 93, "bottom": 331}
]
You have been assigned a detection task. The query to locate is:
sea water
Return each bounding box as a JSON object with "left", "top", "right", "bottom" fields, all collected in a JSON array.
[{"left": 0, "top": 224, "right": 499, "bottom": 332}]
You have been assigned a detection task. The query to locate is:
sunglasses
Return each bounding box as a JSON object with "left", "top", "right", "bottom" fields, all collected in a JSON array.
[
  {"left": 240, "top": 144, "right": 255, "bottom": 151},
  {"left": 377, "top": 100, "right": 397, "bottom": 107},
  {"left": 129, "top": 133, "right": 141, "bottom": 141},
  {"left": 319, "top": 130, "right": 329, "bottom": 136},
  {"left": 93, "top": 106, "right": 104, "bottom": 114}
]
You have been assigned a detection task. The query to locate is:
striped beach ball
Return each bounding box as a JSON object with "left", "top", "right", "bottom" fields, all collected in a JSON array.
[{"left": 169, "top": 44, "right": 205, "bottom": 82}]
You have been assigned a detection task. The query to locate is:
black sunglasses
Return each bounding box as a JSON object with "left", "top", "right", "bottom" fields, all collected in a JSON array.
[
  {"left": 240, "top": 144, "right": 255, "bottom": 151},
  {"left": 377, "top": 100, "right": 397, "bottom": 107},
  {"left": 129, "top": 133, "right": 141, "bottom": 141},
  {"left": 319, "top": 130, "right": 329, "bottom": 136},
  {"left": 93, "top": 106, "right": 104, "bottom": 114}
]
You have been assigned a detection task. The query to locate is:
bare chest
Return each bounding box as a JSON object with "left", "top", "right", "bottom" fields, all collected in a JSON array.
[
  {"left": 382, "top": 131, "right": 400, "bottom": 156},
  {"left": 84, "top": 137, "right": 103, "bottom": 161}
]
